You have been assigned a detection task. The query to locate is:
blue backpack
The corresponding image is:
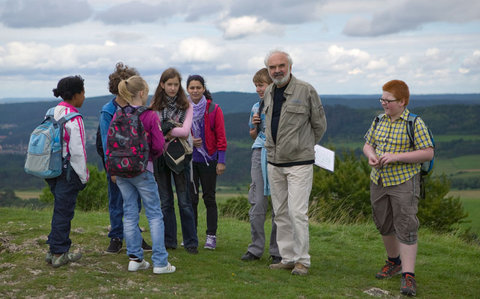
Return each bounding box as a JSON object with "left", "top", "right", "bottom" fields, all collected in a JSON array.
[{"left": 24, "top": 107, "right": 81, "bottom": 179}]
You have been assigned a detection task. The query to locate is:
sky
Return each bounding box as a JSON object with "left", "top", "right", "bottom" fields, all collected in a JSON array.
[{"left": 0, "top": 0, "right": 479, "bottom": 99}]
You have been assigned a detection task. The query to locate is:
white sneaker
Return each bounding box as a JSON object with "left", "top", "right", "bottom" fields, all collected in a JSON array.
[
  {"left": 128, "top": 259, "right": 150, "bottom": 272},
  {"left": 153, "top": 262, "right": 176, "bottom": 274}
]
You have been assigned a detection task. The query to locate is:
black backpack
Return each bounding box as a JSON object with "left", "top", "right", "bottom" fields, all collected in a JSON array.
[{"left": 105, "top": 106, "right": 150, "bottom": 178}]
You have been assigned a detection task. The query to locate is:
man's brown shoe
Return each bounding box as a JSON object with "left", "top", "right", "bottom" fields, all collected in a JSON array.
[
  {"left": 269, "top": 262, "right": 295, "bottom": 270},
  {"left": 291, "top": 263, "right": 308, "bottom": 275}
]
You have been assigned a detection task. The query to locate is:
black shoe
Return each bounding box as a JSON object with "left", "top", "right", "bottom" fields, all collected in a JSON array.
[
  {"left": 270, "top": 255, "right": 282, "bottom": 264},
  {"left": 185, "top": 247, "right": 199, "bottom": 254},
  {"left": 142, "top": 239, "right": 152, "bottom": 252},
  {"left": 241, "top": 251, "right": 260, "bottom": 261},
  {"left": 106, "top": 238, "right": 122, "bottom": 254}
]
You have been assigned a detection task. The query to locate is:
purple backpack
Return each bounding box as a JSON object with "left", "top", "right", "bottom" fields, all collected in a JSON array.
[{"left": 105, "top": 106, "right": 149, "bottom": 178}]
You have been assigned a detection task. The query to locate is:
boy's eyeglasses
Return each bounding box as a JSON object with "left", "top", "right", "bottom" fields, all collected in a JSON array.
[{"left": 379, "top": 97, "right": 400, "bottom": 104}]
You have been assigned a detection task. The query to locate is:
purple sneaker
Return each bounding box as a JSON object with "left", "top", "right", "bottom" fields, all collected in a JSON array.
[{"left": 204, "top": 235, "right": 216, "bottom": 250}]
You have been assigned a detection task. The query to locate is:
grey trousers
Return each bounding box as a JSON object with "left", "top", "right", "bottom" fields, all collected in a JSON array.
[{"left": 247, "top": 148, "right": 279, "bottom": 257}]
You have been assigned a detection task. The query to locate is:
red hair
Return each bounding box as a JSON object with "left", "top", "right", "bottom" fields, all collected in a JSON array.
[{"left": 383, "top": 80, "right": 410, "bottom": 106}]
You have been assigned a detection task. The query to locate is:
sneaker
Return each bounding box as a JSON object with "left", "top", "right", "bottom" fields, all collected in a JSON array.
[
  {"left": 376, "top": 260, "right": 402, "bottom": 279},
  {"left": 291, "top": 263, "right": 309, "bottom": 276},
  {"left": 106, "top": 238, "right": 122, "bottom": 254},
  {"left": 241, "top": 251, "right": 260, "bottom": 261},
  {"left": 153, "top": 262, "right": 176, "bottom": 274},
  {"left": 270, "top": 255, "right": 282, "bottom": 264},
  {"left": 52, "top": 252, "right": 82, "bottom": 268},
  {"left": 269, "top": 261, "right": 295, "bottom": 270},
  {"left": 185, "top": 247, "right": 198, "bottom": 254},
  {"left": 45, "top": 252, "right": 53, "bottom": 264},
  {"left": 181, "top": 241, "right": 184, "bottom": 247},
  {"left": 204, "top": 235, "right": 216, "bottom": 250},
  {"left": 142, "top": 239, "right": 152, "bottom": 252},
  {"left": 128, "top": 259, "right": 150, "bottom": 272},
  {"left": 401, "top": 274, "right": 417, "bottom": 296}
]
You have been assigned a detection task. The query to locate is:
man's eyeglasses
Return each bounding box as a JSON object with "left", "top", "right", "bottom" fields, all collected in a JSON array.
[{"left": 379, "top": 97, "right": 400, "bottom": 104}]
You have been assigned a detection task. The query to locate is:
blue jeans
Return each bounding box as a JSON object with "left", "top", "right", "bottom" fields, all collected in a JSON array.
[
  {"left": 46, "top": 165, "right": 85, "bottom": 254},
  {"left": 116, "top": 171, "right": 168, "bottom": 267},
  {"left": 107, "top": 174, "right": 142, "bottom": 240},
  {"left": 154, "top": 157, "right": 198, "bottom": 248}
]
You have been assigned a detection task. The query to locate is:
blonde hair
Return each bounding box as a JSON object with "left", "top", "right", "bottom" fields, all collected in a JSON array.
[
  {"left": 118, "top": 75, "right": 149, "bottom": 105},
  {"left": 253, "top": 68, "right": 272, "bottom": 84}
]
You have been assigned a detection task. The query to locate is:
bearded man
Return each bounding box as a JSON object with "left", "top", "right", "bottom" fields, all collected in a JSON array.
[{"left": 262, "top": 49, "right": 327, "bottom": 275}]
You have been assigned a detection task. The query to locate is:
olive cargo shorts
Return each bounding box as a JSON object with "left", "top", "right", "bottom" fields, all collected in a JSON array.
[{"left": 370, "top": 174, "right": 420, "bottom": 245}]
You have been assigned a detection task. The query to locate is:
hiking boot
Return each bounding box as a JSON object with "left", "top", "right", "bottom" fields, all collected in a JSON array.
[
  {"left": 45, "top": 252, "right": 53, "bottom": 264},
  {"left": 241, "top": 251, "right": 260, "bottom": 261},
  {"left": 142, "top": 239, "right": 152, "bottom": 252},
  {"left": 204, "top": 235, "right": 216, "bottom": 250},
  {"left": 401, "top": 274, "right": 417, "bottom": 297},
  {"left": 153, "top": 262, "right": 176, "bottom": 274},
  {"left": 185, "top": 247, "right": 199, "bottom": 254},
  {"left": 106, "top": 238, "right": 122, "bottom": 254},
  {"left": 291, "top": 263, "right": 309, "bottom": 276},
  {"left": 52, "top": 252, "right": 82, "bottom": 268},
  {"left": 128, "top": 259, "right": 150, "bottom": 272},
  {"left": 376, "top": 260, "right": 402, "bottom": 279},
  {"left": 270, "top": 255, "right": 282, "bottom": 264},
  {"left": 269, "top": 262, "right": 295, "bottom": 270}
]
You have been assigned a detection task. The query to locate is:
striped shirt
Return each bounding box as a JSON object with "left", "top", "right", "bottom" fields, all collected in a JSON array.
[{"left": 364, "top": 109, "right": 433, "bottom": 186}]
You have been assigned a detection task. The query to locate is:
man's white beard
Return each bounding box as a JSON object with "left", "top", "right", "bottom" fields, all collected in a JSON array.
[{"left": 273, "top": 69, "right": 291, "bottom": 86}]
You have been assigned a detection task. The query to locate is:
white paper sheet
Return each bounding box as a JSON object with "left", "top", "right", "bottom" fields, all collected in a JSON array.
[{"left": 314, "top": 145, "right": 335, "bottom": 172}]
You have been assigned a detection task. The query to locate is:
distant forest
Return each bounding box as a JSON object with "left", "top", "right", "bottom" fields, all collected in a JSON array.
[{"left": 0, "top": 93, "right": 479, "bottom": 190}]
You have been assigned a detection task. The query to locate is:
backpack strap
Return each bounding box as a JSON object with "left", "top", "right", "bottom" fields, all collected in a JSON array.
[
  {"left": 207, "top": 100, "right": 218, "bottom": 131},
  {"left": 406, "top": 113, "right": 417, "bottom": 148},
  {"left": 373, "top": 113, "right": 384, "bottom": 131}
]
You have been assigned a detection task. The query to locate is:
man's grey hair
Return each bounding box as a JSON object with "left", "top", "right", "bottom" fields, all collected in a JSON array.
[{"left": 264, "top": 49, "right": 293, "bottom": 67}]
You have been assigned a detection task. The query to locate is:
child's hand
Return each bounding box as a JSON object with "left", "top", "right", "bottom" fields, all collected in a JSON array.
[
  {"left": 251, "top": 113, "right": 261, "bottom": 125},
  {"left": 193, "top": 137, "right": 203, "bottom": 148}
]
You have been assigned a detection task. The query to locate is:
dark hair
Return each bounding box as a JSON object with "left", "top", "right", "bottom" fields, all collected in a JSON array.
[
  {"left": 108, "top": 62, "right": 139, "bottom": 95},
  {"left": 150, "top": 68, "right": 189, "bottom": 111},
  {"left": 52, "top": 75, "right": 84, "bottom": 101},
  {"left": 186, "top": 74, "right": 212, "bottom": 100}
]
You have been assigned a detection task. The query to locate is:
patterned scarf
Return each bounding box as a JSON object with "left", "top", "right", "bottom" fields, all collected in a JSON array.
[
  {"left": 190, "top": 95, "right": 207, "bottom": 138},
  {"left": 161, "top": 95, "right": 186, "bottom": 124},
  {"left": 189, "top": 95, "right": 212, "bottom": 164}
]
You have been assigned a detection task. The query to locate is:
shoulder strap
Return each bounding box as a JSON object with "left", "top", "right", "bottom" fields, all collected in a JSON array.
[
  {"left": 373, "top": 113, "right": 384, "bottom": 130},
  {"left": 406, "top": 113, "right": 417, "bottom": 148},
  {"left": 208, "top": 101, "right": 218, "bottom": 131}
]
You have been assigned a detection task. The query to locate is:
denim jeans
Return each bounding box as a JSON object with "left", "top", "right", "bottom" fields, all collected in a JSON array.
[
  {"left": 116, "top": 171, "right": 169, "bottom": 267},
  {"left": 154, "top": 157, "right": 198, "bottom": 248},
  {"left": 107, "top": 173, "right": 142, "bottom": 240},
  {"left": 189, "top": 161, "right": 218, "bottom": 236},
  {"left": 46, "top": 166, "right": 84, "bottom": 254}
]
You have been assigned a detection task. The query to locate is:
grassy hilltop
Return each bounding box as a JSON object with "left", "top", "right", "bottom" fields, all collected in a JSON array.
[{"left": 1, "top": 207, "right": 479, "bottom": 298}]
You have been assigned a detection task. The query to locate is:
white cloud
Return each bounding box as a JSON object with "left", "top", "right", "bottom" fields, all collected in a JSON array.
[
  {"left": 343, "top": 0, "right": 480, "bottom": 37},
  {"left": 171, "top": 38, "right": 222, "bottom": 63},
  {"left": 219, "top": 16, "right": 281, "bottom": 39}
]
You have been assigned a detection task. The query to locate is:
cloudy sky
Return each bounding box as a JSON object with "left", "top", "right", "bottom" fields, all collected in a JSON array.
[{"left": 1, "top": 0, "right": 479, "bottom": 99}]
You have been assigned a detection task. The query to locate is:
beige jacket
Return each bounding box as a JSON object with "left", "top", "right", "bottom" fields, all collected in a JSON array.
[{"left": 264, "top": 75, "right": 327, "bottom": 164}]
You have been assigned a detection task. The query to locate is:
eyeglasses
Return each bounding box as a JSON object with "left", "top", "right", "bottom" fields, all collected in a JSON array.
[{"left": 379, "top": 97, "right": 400, "bottom": 104}]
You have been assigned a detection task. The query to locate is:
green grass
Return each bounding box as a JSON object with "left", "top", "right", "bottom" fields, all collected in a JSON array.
[
  {"left": 1, "top": 207, "right": 480, "bottom": 298},
  {"left": 433, "top": 135, "right": 480, "bottom": 142},
  {"left": 433, "top": 154, "right": 480, "bottom": 176}
]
